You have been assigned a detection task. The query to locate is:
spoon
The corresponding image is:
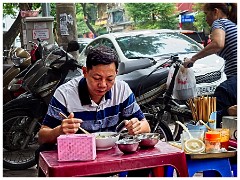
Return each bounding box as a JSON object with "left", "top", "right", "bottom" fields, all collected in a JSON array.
[
  {"left": 176, "top": 121, "right": 205, "bottom": 153},
  {"left": 59, "top": 112, "right": 90, "bottom": 134},
  {"left": 115, "top": 120, "right": 127, "bottom": 133},
  {"left": 199, "top": 120, "right": 212, "bottom": 131}
]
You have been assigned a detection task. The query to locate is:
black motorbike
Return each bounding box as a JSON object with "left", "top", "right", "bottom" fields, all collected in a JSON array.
[
  {"left": 3, "top": 46, "right": 31, "bottom": 104},
  {"left": 3, "top": 41, "right": 81, "bottom": 170},
  {"left": 5, "top": 39, "right": 57, "bottom": 105}
]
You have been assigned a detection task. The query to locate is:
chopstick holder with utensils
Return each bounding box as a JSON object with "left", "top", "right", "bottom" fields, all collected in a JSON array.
[{"left": 187, "top": 96, "right": 217, "bottom": 124}]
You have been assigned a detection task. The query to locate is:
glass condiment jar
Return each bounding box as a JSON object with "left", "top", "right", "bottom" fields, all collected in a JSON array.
[
  {"left": 212, "top": 128, "right": 230, "bottom": 150},
  {"left": 205, "top": 131, "right": 221, "bottom": 153}
]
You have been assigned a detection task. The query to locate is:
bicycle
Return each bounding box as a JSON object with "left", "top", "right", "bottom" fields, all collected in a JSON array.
[{"left": 143, "top": 54, "right": 194, "bottom": 141}]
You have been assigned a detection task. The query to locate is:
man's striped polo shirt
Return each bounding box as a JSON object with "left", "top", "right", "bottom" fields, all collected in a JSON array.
[{"left": 42, "top": 76, "right": 145, "bottom": 132}]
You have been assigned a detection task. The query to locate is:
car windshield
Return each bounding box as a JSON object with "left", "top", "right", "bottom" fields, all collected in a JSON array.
[{"left": 116, "top": 32, "right": 202, "bottom": 59}]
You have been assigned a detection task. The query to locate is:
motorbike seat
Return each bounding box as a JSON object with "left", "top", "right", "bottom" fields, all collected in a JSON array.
[
  {"left": 23, "top": 66, "right": 49, "bottom": 93},
  {"left": 116, "top": 65, "right": 169, "bottom": 96},
  {"left": 15, "top": 65, "right": 32, "bottom": 78}
]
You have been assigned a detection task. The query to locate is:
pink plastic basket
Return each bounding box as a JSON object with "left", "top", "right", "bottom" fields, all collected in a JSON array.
[{"left": 57, "top": 134, "right": 96, "bottom": 161}]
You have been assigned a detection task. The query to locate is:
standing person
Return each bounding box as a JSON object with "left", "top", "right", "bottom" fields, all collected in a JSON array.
[
  {"left": 183, "top": 3, "right": 237, "bottom": 79},
  {"left": 213, "top": 75, "right": 237, "bottom": 128},
  {"left": 36, "top": 45, "right": 151, "bottom": 176}
]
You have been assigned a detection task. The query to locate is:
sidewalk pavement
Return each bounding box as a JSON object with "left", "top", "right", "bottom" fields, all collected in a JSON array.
[{"left": 3, "top": 165, "right": 38, "bottom": 177}]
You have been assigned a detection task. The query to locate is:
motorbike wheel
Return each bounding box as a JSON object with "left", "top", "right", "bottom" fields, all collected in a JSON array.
[
  {"left": 145, "top": 113, "right": 173, "bottom": 141},
  {"left": 3, "top": 109, "right": 41, "bottom": 170}
]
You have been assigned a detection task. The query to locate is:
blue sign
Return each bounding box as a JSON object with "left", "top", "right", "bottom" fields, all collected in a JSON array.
[{"left": 181, "top": 15, "right": 195, "bottom": 23}]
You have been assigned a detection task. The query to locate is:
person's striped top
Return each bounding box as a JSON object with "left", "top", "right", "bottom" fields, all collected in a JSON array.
[
  {"left": 211, "top": 18, "right": 237, "bottom": 78},
  {"left": 42, "top": 76, "right": 145, "bottom": 132}
]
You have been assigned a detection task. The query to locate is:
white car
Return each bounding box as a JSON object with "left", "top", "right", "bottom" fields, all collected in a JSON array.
[
  {"left": 79, "top": 29, "right": 226, "bottom": 97},
  {"left": 78, "top": 38, "right": 93, "bottom": 53}
]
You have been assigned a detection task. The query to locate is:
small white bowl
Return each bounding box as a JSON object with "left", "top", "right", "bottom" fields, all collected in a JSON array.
[{"left": 93, "top": 132, "right": 120, "bottom": 150}]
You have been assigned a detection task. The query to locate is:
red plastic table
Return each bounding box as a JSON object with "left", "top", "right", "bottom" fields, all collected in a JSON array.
[{"left": 38, "top": 141, "right": 189, "bottom": 177}]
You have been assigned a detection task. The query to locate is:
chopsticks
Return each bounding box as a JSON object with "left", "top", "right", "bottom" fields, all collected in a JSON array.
[
  {"left": 187, "top": 98, "right": 198, "bottom": 121},
  {"left": 187, "top": 96, "right": 216, "bottom": 123},
  {"left": 188, "top": 99, "right": 198, "bottom": 121},
  {"left": 59, "top": 112, "right": 90, "bottom": 134}
]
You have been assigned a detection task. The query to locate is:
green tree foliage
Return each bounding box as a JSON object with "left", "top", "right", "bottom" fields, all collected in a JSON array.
[
  {"left": 3, "top": 3, "right": 41, "bottom": 49},
  {"left": 3, "top": 3, "right": 41, "bottom": 17},
  {"left": 3, "top": 3, "right": 18, "bottom": 17},
  {"left": 78, "top": 3, "right": 98, "bottom": 37},
  {"left": 192, "top": 3, "right": 210, "bottom": 33},
  {"left": 75, "top": 4, "right": 90, "bottom": 36},
  {"left": 124, "top": 3, "right": 178, "bottom": 30}
]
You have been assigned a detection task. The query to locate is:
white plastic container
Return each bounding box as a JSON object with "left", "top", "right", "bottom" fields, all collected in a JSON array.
[
  {"left": 182, "top": 130, "right": 204, "bottom": 141},
  {"left": 181, "top": 130, "right": 204, "bottom": 151}
]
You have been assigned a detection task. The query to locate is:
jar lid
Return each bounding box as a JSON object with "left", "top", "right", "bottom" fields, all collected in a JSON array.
[
  {"left": 184, "top": 139, "right": 205, "bottom": 153},
  {"left": 205, "top": 131, "right": 220, "bottom": 140}
]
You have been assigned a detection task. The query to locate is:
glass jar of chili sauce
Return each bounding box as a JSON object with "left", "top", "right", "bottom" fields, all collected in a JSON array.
[{"left": 205, "top": 131, "right": 221, "bottom": 153}]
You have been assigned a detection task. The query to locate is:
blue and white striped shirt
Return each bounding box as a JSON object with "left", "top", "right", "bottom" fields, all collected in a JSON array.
[
  {"left": 42, "top": 76, "right": 145, "bottom": 132},
  {"left": 211, "top": 19, "right": 237, "bottom": 78}
]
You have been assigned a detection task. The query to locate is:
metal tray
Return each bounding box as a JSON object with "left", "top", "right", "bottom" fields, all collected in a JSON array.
[
  {"left": 168, "top": 142, "right": 237, "bottom": 159},
  {"left": 186, "top": 147, "right": 237, "bottom": 159}
]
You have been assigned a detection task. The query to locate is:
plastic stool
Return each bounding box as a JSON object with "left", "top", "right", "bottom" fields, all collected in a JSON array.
[
  {"left": 187, "top": 158, "right": 232, "bottom": 177},
  {"left": 118, "top": 171, "right": 128, "bottom": 177},
  {"left": 119, "top": 169, "right": 154, "bottom": 177},
  {"left": 202, "top": 170, "right": 220, "bottom": 177},
  {"left": 165, "top": 158, "right": 232, "bottom": 177},
  {"left": 164, "top": 166, "right": 174, "bottom": 177},
  {"left": 231, "top": 164, "right": 237, "bottom": 177},
  {"left": 201, "top": 163, "right": 237, "bottom": 177}
]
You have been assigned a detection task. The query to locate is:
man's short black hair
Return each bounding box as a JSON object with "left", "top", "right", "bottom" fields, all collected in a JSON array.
[{"left": 86, "top": 45, "right": 119, "bottom": 70}]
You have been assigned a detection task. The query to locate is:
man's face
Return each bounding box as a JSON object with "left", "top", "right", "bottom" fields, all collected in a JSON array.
[{"left": 83, "top": 62, "right": 117, "bottom": 100}]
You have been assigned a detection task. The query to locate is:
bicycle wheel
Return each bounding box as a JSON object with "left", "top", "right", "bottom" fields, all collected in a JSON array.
[
  {"left": 149, "top": 111, "right": 185, "bottom": 141},
  {"left": 145, "top": 113, "right": 173, "bottom": 141},
  {"left": 161, "top": 112, "right": 184, "bottom": 141}
]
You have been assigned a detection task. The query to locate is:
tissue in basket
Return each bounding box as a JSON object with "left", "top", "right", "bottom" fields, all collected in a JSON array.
[{"left": 57, "top": 134, "right": 96, "bottom": 161}]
